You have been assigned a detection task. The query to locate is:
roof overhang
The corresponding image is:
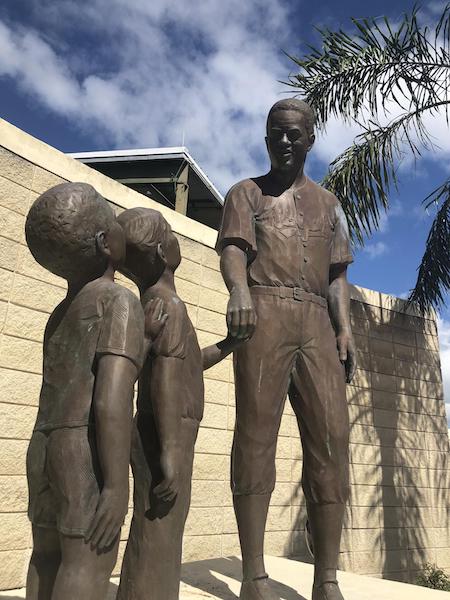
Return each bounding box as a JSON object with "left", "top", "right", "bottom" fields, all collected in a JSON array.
[{"left": 68, "top": 146, "right": 224, "bottom": 205}]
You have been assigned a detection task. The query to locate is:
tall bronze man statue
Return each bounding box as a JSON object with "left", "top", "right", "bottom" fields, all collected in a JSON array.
[{"left": 216, "top": 99, "right": 357, "bottom": 600}]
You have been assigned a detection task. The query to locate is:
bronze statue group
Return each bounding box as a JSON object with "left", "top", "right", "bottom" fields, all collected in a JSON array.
[{"left": 23, "top": 100, "right": 356, "bottom": 600}]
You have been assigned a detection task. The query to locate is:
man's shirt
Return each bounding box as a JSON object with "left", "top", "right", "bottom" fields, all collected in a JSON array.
[{"left": 216, "top": 175, "right": 353, "bottom": 298}]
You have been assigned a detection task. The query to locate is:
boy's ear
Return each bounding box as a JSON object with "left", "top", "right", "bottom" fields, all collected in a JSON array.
[
  {"left": 156, "top": 242, "right": 167, "bottom": 265},
  {"left": 95, "top": 231, "right": 111, "bottom": 258}
]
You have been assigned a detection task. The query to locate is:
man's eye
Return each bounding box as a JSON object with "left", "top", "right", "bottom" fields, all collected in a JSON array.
[{"left": 288, "top": 131, "right": 301, "bottom": 141}]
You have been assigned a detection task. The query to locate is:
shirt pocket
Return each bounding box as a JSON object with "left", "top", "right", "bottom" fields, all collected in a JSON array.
[{"left": 307, "top": 216, "right": 333, "bottom": 240}]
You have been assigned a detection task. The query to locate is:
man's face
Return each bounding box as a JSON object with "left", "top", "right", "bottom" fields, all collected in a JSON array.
[{"left": 266, "top": 110, "right": 315, "bottom": 174}]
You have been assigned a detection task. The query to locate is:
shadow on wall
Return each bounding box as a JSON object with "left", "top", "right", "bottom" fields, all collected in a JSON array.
[{"left": 287, "top": 290, "right": 450, "bottom": 582}]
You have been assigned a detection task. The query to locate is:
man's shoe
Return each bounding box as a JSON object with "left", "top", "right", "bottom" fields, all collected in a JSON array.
[
  {"left": 312, "top": 581, "right": 345, "bottom": 600},
  {"left": 239, "top": 575, "right": 280, "bottom": 600}
]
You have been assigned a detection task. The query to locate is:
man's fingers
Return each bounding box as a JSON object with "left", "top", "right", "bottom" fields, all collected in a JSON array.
[
  {"left": 237, "top": 308, "right": 249, "bottom": 339},
  {"left": 229, "top": 310, "right": 240, "bottom": 337},
  {"left": 347, "top": 353, "right": 357, "bottom": 384}
]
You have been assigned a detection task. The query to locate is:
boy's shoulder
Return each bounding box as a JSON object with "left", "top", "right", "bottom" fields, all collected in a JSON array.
[
  {"left": 85, "top": 278, "right": 143, "bottom": 316},
  {"left": 143, "top": 288, "right": 193, "bottom": 360}
]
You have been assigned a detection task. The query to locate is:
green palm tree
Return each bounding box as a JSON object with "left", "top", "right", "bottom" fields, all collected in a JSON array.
[{"left": 286, "top": 4, "right": 450, "bottom": 313}]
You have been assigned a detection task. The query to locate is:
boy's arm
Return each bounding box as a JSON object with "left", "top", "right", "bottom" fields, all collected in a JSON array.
[
  {"left": 150, "top": 355, "right": 183, "bottom": 501},
  {"left": 86, "top": 354, "right": 137, "bottom": 550},
  {"left": 328, "top": 264, "right": 357, "bottom": 383},
  {"left": 143, "top": 298, "right": 168, "bottom": 355},
  {"left": 202, "top": 334, "right": 242, "bottom": 371}
]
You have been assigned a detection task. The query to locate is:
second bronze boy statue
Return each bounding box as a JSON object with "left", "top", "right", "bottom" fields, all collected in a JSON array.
[{"left": 116, "top": 208, "right": 242, "bottom": 600}]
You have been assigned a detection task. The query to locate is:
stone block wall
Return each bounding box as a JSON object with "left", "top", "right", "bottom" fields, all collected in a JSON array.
[{"left": 0, "top": 118, "right": 448, "bottom": 589}]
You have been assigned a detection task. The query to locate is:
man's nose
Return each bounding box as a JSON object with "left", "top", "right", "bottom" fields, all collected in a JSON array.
[{"left": 279, "top": 132, "right": 290, "bottom": 145}]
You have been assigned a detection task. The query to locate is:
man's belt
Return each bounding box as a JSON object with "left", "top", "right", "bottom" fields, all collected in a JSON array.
[{"left": 250, "top": 285, "right": 328, "bottom": 308}]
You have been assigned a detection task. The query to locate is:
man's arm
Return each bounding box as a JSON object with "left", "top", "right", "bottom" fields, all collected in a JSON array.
[
  {"left": 220, "top": 244, "right": 256, "bottom": 339},
  {"left": 86, "top": 355, "right": 137, "bottom": 550},
  {"left": 202, "top": 334, "right": 242, "bottom": 371},
  {"left": 328, "top": 264, "right": 357, "bottom": 383},
  {"left": 150, "top": 355, "right": 183, "bottom": 502}
]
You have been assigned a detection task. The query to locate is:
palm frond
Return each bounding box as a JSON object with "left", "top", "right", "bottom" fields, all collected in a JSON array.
[
  {"left": 322, "top": 103, "right": 440, "bottom": 244},
  {"left": 408, "top": 179, "right": 450, "bottom": 313},
  {"left": 285, "top": 4, "right": 450, "bottom": 128}
]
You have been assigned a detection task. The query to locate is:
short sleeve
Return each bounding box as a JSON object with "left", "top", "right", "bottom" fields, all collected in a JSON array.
[
  {"left": 96, "top": 287, "right": 145, "bottom": 370},
  {"left": 215, "top": 181, "right": 257, "bottom": 257},
  {"left": 331, "top": 201, "right": 353, "bottom": 266},
  {"left": 150, "top": 298, "right": 187, "bottom": 359}
]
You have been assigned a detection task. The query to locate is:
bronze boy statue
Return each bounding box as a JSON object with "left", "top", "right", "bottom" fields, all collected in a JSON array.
[
  {"left": 24, "top": 183, "right": 162, "bottom": 600},
  {"left": 216, "top": 99, "right": 356, "bottom": 600},
  {"left": 116, "top": 207, "right": 242, "bottom": 600}
]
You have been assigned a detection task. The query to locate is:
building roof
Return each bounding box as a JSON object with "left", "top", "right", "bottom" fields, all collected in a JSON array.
[{"left": 68, "top": 147, "right": 224, "bottom": 230}]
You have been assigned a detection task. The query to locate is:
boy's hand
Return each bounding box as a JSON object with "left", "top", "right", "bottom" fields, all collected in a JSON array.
[
  {"left": 85, "top": 486, "right": 128, "bottom": 551},
  {"left": 153, "top": 446, "right": 179, "bottom": 503},
  {"left": 144, "top": 298, "right": 168, "bottom": 341}
]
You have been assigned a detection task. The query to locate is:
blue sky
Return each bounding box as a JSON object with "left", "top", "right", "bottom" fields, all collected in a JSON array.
[{"left": 1, "top": 0, "right": 450, "bottom": 422}]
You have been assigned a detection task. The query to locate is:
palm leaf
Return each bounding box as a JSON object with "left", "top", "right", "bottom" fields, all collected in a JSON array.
[{"left": 408, "top": 180, "right": 450, "bottom": 313}]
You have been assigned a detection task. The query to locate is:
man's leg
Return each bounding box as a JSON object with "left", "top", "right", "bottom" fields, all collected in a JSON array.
[
  {"left": 289, "top": 301, "right": 349, "bottom": 600},
  {"left": 26, "top": 526, "right": 61, "bottom": 600},
  {"left": 51, "top": 534, "right": 119, "bottom": 600},
  {"left": 232, "top": 294, "right": 296, "bottom": 599}
]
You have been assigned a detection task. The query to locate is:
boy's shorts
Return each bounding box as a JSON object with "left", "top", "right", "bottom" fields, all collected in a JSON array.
[{"left": 27, "top": 426, "right": 102, "bottom": 537}]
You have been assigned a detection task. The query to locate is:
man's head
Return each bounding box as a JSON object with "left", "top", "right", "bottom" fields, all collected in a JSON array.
[
  {"left": 25, "top": 182, "right": 125, "bottom": 284},
  {"left": 266, "top": 98, "right": 316, "bottom": 174},
  {"left": 117, "top": 207, "right": 181, "bottom": 288}
]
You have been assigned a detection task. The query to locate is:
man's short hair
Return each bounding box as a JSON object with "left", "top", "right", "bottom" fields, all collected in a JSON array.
[
  {"left": 25, "top": 182, "right": 115, "bottom": 281},
  {"left": 267, "top": 99, "right": 316, "bottom": 135}
]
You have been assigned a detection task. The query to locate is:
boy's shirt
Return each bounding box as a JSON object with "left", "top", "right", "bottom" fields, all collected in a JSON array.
[
  {"left": 34, "top": 278, "right": 145, "bottom": 432},
  {"left": 138, "top": 291, "right": 204, "bottom": 423}
]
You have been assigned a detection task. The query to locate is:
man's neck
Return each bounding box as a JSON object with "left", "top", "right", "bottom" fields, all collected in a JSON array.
[{"left": 269, "top": 165, "right": 306, "bottom": 192}]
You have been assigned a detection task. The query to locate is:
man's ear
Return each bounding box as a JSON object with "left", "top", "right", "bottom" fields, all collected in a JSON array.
[
  {"left": 95, "top": 231, "right": 111, "bottom": 258},
  {"left": 307, "top": 133, "right": 316, "bottom": 152}
]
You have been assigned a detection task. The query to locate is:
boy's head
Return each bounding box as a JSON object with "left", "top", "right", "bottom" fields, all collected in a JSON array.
[
  {"left": 25, "top": 182, "right": 125, "bottom": 283},
  {"left": 117, "top": 207, "right": 181, "bottom": 288}
]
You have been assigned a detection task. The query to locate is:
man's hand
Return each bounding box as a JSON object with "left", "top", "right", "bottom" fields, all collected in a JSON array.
[
  {"left": 227, "top": 287, "right": 256, "bottom": 339},
  {"left": 336, "top": 329, "right": 357, "bottom": 384},
  {"left": 144, "top": 298, "right": 168, "bottom": 341},
  {"left": 153, "top": 446, "right": 179, "bottom": 503},
  {"left": 85, "top": 486, "right": 128, "bottom": 551}
]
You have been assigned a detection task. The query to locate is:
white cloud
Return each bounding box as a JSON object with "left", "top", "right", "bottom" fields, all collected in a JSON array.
[
  {"left": 0, "top": 1, "right": 295, "bottom": 192},
  {"left": 362, "top": 241, "right": 389, "bottom": 259},
  {"left": 437, "top": 317, "right": 450, "bottom": 427},
  {"left": 1, "top": 1, "right": 449, "bottom": 196}
]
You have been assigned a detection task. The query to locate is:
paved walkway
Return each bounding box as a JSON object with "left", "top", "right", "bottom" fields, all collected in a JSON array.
[{"left": 0, "top": 555, "right": 447, "bottom": 599}]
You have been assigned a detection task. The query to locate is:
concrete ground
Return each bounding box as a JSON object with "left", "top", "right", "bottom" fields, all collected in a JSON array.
[{"left": 0, "top": 555, "right": 447, "bottom": 599}]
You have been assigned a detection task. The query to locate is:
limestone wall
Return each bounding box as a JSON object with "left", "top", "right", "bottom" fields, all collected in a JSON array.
[{"left": 0, "top": 118, "right": 449, "bottom": 589}]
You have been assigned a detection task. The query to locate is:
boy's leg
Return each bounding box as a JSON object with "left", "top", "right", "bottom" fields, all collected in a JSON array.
[
  {"left": 51, "top": 534, "right": 119, "bottom": 600},
  {"left": 26, "top": 525, "right": 61, "bottom": 600}
]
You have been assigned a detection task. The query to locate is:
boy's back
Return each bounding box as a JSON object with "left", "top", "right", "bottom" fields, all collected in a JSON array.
[
  {"left": 35, "top": 278, "right": 144, "bottom": 433},
  {"left": 137, "top": 287, "right": 204, "bottom": 423}
]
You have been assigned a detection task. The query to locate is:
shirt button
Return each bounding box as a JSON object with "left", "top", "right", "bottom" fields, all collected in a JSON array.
[
  {"left": 302, "top": 242, "right": 307, "bottom": 247},
  {"left": 304, "top": 257, "right": 308, "bottom": 263},
  {"left": 299, "top": 211, "right": 304, "bottom": 216}
]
